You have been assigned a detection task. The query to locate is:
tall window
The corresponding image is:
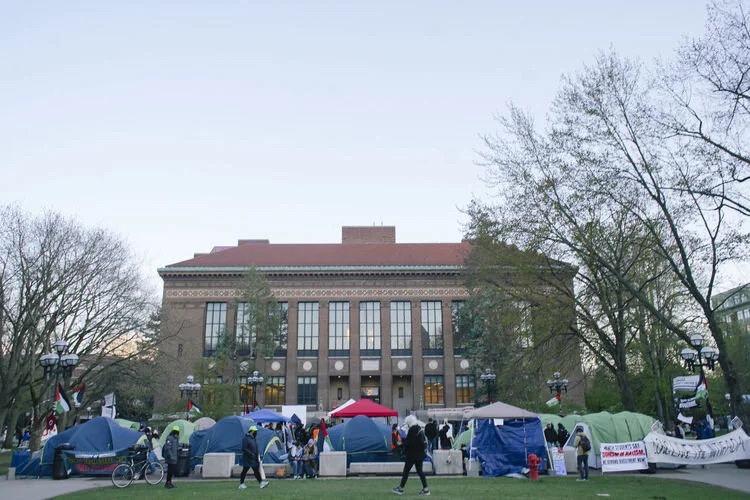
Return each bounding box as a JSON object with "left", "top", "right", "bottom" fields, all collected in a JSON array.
[
  {"left": 297, "top": 376, "right": 318, "bottom": 405},
  {"left": 421, "top": 301, "right": 443, "bottom": 355},
  {"left": 329, "top": 302, "right": 350, "bottom": 356},
  {"left": 204, "top": 302, "right": 227, "bottom": 356},
  {"left": 424, "top": 375, "right": 444, "bottom": 405},
  {"left": 515, "top": 301, "right": 533, "bottom": 349},
  {"left": 264, "top": 376, "right": 286, "bottom": 405},
  {"left": 456, "top": 375, "right": 476, "bottom": 405},
  {"left": 391, "top": 301, "right": 412, "bottom": 355},
  {"left": 359, "top": 301, "right": 381, "bottom": 356},
  {"left": 297, "top": 302, "right": 319, "bottom": 356},
  {"left": 275, "top": 302, "right": 289, "bottom": 355},
  {"left": 451, "top": 301, "right": 467, "bottom": 354},
  {"left": 235, "top": 302, "right": 253, "bottom": 356}
]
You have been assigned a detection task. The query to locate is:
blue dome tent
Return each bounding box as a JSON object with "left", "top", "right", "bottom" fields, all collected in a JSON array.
[
  {"left": 189, "top": 415, "right": 284, "bottom": 466},
  {"left": 327, "top": 415, "right": 393, "bottom": 463},
  {"left": 245, "top": 409, "right": 290, "bottom": 423}
]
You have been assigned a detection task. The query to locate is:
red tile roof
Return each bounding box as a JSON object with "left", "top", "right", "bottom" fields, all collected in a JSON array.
[{"left": 167, "top": 241, "right": 472, "bottom": 268}]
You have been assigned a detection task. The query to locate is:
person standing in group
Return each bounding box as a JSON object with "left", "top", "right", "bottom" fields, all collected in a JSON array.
[
  {"left": 438, "top": 423, "right": 451, "bottom": 450},
  {"left": 557, "top": 423, "right": 569, "bottom": 448},
  {"left": 392, "top": 415, "right": 430, "bottom": 496},
  {"left": 391, "top": 423, "right": 403, "bottom": 458},
  {"left": 573, "top": 427, "right": 591, "bottom": 481},
  {"left": 162, "top": 426, "right": 180, "bottom": 489},
  {"left": 544, "top": 424, "right": 558, "bottom": 448},
  {"left": 424, "top": 418, "right": 438, "bottom": 453},
  {"left": 239, "top": 425, "right": 269, "bottom": 490}
]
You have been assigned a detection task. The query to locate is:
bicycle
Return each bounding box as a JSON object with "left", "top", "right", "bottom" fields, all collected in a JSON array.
[{"left": 111, "top": 445, "right": 165, "bottom": 488}]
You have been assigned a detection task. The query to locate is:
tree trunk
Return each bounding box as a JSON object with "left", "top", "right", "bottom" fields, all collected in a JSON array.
[
  {"left": 614, "top": 370, "right": 637, "bottom": 411},
  {"left": 708, "top": 319, "right": 747, "bottom": 423},
  {"left": 28, "top": 408, "right": 46, "bottom": 452},
  {"left": 2, "top": 410, "right": 18, "bottom": 449}
]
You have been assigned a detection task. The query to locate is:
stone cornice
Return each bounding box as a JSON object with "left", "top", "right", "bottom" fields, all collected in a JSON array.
[
  {"left": 158, "top": 265, "right": 464, "bottom": 279},
  {"left": 165, "top": 286, "right": 470, "bottom": 300}
]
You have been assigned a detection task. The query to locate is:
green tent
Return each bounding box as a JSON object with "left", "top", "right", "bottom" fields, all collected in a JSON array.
[
  {"left": 115, "top": 418, "right": 140, "bottom": 431},
  {"left": 540, "top": 411, "right": 655, "bottom": 454},
  {"left": 159, "top": 419, "right": 195, "bottom": 445},
  {"left": 452, "top": 428, "right": 473, "bottom": 450}
]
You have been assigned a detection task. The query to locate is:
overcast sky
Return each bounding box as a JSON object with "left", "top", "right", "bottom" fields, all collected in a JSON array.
[{"left": 4, "top": 1, "right": 728, "bottom": 290}]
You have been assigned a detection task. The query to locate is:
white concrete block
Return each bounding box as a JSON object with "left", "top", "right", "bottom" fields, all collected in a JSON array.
[
  {"left": 433, "top": 450, "right": 463, "bottom": 475},
  {"left": 319, "top": 452, "right": 347, "bottom": 477},
  {"left": 202, "top": 453, "right": 235, "bottom": 478},
  {"left": 7, "top": 467, "right": 15, "bottom": 480}
]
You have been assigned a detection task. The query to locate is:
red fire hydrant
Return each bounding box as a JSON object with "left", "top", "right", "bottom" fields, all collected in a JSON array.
[{"left": 528, "top": 453, "right": 541, "bottom": 481}]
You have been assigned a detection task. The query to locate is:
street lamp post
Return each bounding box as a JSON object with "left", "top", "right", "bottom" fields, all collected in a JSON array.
[
  {"left": 546, "top": 371, "right": 569, "bottom": 410},
  {"left": 247, "top": 370, "right": 264, "bottom": 410},
  {"left": 679, "top": 333, "right": 719, "bottom": 415},
  {"left": 178, "top": 375, "right": 202, "bottom": 400},
  {"left": 38, "top": 339, "right": 79, "bottom": 412},
  {"left": 480, "top": 368, "right": 497, "bottom": 405}
]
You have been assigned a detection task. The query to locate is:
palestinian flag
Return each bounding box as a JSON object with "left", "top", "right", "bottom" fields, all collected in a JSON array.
[
  {"left": 71, "top": 383, "right": 85, "bottom": 408},
  {"left": 55, "top": 383, "right": 71, "bottom": 414},
  {"left": 187, "top": 399, "right": 201, "bottom": 414},
  {"left": 545, "top": 394, "right": 560, "bottom": 407}
]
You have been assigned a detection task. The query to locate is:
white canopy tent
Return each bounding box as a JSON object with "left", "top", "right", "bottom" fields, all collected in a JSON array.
[{"left": 327, "top": 398, "right": 356, "bottom": 419}]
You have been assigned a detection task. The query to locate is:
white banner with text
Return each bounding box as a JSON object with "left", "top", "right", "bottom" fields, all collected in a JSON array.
[
  {"left": 600, "top": 441, "right": 649, "bottom": 472},
  {"left": 644, "top": 428, "right": 750, "bottom": 465}
]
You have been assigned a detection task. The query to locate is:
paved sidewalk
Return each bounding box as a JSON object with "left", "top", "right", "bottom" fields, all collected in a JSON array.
[
  {"left": 0, "top": 477, "right": 109, "bottom": 500},
  {"left": 648, "top": 464, "right": 750, "bottom": 493}
]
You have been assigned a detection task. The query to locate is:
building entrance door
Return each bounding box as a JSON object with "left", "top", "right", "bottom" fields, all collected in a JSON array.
[
  {"left": 361, "top": 376, "right": 380, "bottom": 403},
  {"left": 392, "top": 376, "right": 412, "bottom": 417}
]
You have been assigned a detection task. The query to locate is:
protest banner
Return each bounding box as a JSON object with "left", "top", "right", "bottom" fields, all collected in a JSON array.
[
  {"left": 551, "top": 449, "right": 567, "bottom": 476},
  {"left": 644, "top": 428, "right": 750, "bottom": 465},
  {"left": 600, "top": 441, "right": 649, "bottom": 472}
]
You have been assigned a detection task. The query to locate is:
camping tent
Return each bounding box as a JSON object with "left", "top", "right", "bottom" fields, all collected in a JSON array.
[
  {"left": 328, "top": 398, "right": 356, "bottom": 418},
  {"left": 464, "top": 401, "right": 547, "bottom": 477},
  {"left": 159, "top": 419, "right": 195, "bottom": 445},
  {"left": 189, "top": 415, "right": 284, "bottom": 465},
  {"left": 193, "top": 417, "right": 216, "bottom": 431},
  {"left": 245, "top": 409, "right": 290, "bottom": 423},
  {"left": 39, "top": 417, "right": 143, "bottom": 476},
  {"left": 327, "top": 415, "right": 392, "bottom": 463},
  {"left": 452, "top": 427, "right": 473, "bottom": 450},
  {"left": 329, "top": 399, "right": 398, "bottom": 418},
  {"left": 115, "top": 418, "right": 140, "bottom": 431}
]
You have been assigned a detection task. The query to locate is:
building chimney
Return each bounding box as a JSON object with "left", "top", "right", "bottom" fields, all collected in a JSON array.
[{"left": 341, "top": 226, "right": 396, "bottom": 244}]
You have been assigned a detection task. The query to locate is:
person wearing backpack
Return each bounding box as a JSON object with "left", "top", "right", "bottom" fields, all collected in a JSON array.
[
  {"left": 392, "top": 415, "right": 430, "bottom": 496},
  {"left": 162, "top": 426, "right": 180, "bottom": 489},
  {"left": 573, "top": 427, "right": 591, "bottom": 481}
]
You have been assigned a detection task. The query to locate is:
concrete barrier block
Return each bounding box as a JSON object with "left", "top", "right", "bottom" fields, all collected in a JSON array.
[
  {"left": 319, "top": 452, "right": 347, "bottom": 477},
  {"left": 433, "top": 449, "right": 463, "bottom": 475},
  {"left": 7, "top": 467, "right": 15, "bottom": 480},
  {"left": 202, "top": 453, "right": 234, "bottom": 478}
]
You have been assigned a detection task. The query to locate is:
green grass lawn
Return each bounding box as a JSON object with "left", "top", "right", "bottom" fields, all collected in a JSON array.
[{"left": 56, "top": 476, "right": 750, "bottom": 500}]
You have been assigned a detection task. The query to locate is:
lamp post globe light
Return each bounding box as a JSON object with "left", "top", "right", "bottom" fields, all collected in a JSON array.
[
  {"left": 680, "top": 335, "right": 720, "bottom": 374},
  {"left": 248, "top": 370, "right": 264, "bottom": 410},
  {"left": 480, "top": 368, "right": 497, "bottom": 405},
  {"left": 38, "top": 338, "right": 79, "bottom": 410},
  {"left": 546, "top": 371, "right": 569, "bottom": 409},
  {"left": 178, "top": 375, "right": 202, "bottom": 400}
]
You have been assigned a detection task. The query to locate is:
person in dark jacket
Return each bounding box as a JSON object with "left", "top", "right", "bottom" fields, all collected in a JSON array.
[
  {"left": 438, "top": 424, "right": 451, "bottom": 450},
  {"left": 392, "top": 415, "right": 429, "bottom": 496},
  {"left": 239, "top": 425, "right": 269, "bottom": 489},
  {"left": 424, "top": 418, "right": 438, "bottom": 453},
  {"left": 557, "top": 423, "right": 569, "bottom": 448},
  {"left": 162, "top": 426, "right": 180, "bottom": 489},
  {"left": 544, "top": 424, "right": 558, "bottom": 448}
]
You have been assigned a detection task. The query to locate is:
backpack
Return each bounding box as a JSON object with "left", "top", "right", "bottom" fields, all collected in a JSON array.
[{"left": 579, "top": 435, "right": 591, "bottom": 452}]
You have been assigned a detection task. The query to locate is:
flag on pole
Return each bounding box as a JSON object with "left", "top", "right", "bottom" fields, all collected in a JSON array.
[
  {"left": 545, "top": 396, "right": 560, "bottom": 407},
  {"left": 71, "top": 383, "right": 85, "bottom": 408},
  {"left": 187, "top": 399, "right": 201, "bottom": 414},
  {"left": 55, "top": 383, "right": 71, "bottom": 414}
]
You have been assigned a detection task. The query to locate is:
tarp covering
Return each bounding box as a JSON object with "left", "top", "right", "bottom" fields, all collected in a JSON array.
[
  {"left": 329, "top": 399, "right": 398, "bottom": 418},
  {"left": 193, "top": 417, "right": 216, "bottom": 431},
  {"left": 159, "top": 419, "right": 195, "bottom": 445},
  {"left": 539, "top": 411, "right": 655, "bottom": 454},
  {"left": 464, "top": 401, "right": 538, "bottom": 420},
  {"left": 473, "top": 417, "right": 547, "bottom": 477},
  {"left": 189, "top": 415, "right": 284, "bottom": 464},
  {"left": 327, "top": 415, "right": 392, "bottom": 463},
  {"left": 39, "top": 417, "right": 142, "bottom": 476},
  {"left": 245, "top": 409, "right": 290, "bottom": 423}
]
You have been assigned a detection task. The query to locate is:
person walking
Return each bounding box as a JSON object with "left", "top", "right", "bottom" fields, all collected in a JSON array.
[
  {"left": 392, "top": 415, "right": 430, "bottom": 496},
  {"left": 425, "top": 418, "right": 438, "bottom": 453},
  {"left": 573, "top": 427, "right": 591, "bottom": 481},
  {"left": 162, "top": 426, "right": 180, "bottom": 489},
  {"left": 239, "top": 425, "right": 269, "bottom": 490}
]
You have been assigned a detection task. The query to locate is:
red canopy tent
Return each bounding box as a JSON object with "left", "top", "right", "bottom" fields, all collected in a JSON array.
[{"left": 329, "top": 398, "right": 398, "bottom": 418}]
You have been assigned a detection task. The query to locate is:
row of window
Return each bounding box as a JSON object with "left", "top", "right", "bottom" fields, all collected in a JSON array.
[
  {"left": 247, "top": 375, "right": 477, "bottom": 406},
  {"left": 204, "top": 300, "right": 467, "bottom": 357}
]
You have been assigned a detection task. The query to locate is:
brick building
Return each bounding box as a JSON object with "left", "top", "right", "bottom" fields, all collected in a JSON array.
[{"left": 157, "top": 226, "right": 582, "bottom": 414}]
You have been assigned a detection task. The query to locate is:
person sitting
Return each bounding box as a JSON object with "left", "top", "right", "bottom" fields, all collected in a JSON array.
[
  {"left": 289, "top": 441, "right": 304, "bottom": 479},
  {"left": 302, "top": 438, "right": 318, "bottom": 478}
]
